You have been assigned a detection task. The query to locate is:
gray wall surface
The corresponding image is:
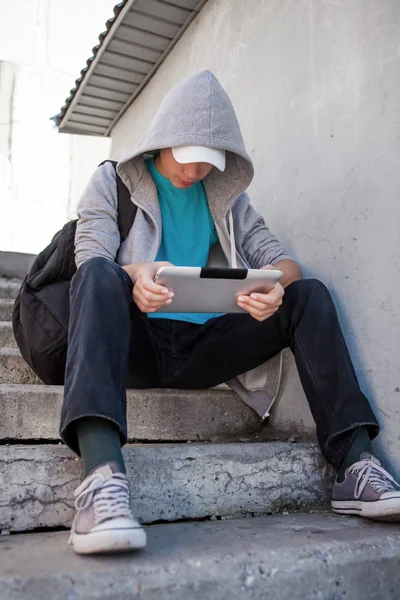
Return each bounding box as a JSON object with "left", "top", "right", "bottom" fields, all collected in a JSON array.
[{"left": 111, "top": 0, "right": 400, "bottom": 475}]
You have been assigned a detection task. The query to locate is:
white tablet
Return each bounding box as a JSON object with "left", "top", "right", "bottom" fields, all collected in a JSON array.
[{"left": 154, "top": 266, "right": 282, "bottom": 313}]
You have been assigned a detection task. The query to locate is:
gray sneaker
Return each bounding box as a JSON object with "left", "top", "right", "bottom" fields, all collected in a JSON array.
[
  {"left": 331, "top": 452, "right": 400, "bottom": 521},
  {"left": 69, "top": 461, "right": 147, "bottom": 554}
]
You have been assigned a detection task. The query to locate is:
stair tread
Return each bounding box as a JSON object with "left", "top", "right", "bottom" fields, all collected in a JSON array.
[{"left": 1, "top": 513, "right": 399, "bottom": 599}]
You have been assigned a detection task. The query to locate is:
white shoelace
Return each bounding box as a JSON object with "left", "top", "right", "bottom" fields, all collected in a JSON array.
[
  {"left": 70, "top": 472, "right": 133, "bottom": 538},
  {"left": 348, "top": 458, "right": 400, "bottom": 499}
]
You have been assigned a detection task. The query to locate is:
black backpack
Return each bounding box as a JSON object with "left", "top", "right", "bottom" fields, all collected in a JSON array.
[{"left": 12, "top": 160, "right": 137, "bottom": 385}]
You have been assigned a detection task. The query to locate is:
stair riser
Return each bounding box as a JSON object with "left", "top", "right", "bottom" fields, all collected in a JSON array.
[
  {"left": 0, "top": 301, "right": 13, "bottom": 321},
  {"left": 0, "top": 323, "right": 17, "bottom": 348},
  {"left": 0, "top": 385, "right": 266, "bottom": 442},
  {"left": 0, "top": 443, "right": 331, "bottom": 532},
  {"left": 0, "top": 352, "right": 41, "bottom": 384},
  {"left": 0, "top": 251, "right": 35, "bottom": 279}
]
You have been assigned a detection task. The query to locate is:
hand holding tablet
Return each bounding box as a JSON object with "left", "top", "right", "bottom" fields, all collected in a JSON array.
[{"left": 154, "top": 266, "right": 282, "bottom": 314}]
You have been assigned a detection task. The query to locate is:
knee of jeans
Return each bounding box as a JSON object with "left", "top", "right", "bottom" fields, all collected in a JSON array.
[
  {"left": 74, "top": 257, "right": 128, "bottom": 289},
  {"left": 77, "top": 257, "right": 118, "bottom": 277},
  {"left": 289, "top": 278, "right": 330, "bottom": 300}
]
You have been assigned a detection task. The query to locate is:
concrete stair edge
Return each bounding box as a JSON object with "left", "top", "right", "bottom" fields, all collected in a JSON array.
[{"left": 1, "top": 513, "right": 399, "bottom": 600}]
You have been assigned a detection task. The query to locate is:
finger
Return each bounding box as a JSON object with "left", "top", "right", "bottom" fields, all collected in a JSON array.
[
  {"left": 248, "top": 305, "right": 278, "bottom": 319},
  {"left": 135, "top": 296, "right": 171, "bottom": 313},
  {"left": 251, "top": 286, "right": 284, "bottom": 305},
  {"left": 134, "top": 287, "right": 171, "bottom": 310},
  {"left": 138, "top": 275, "right": 174, "bottom": 296},
  {"left": 134, "top": 285, "right": 161, "bottom": 305},
  {"left": 237, "top": 295, "right": 273, "bottom": 312},
  {"left": 141, "top": 275, "right": 170, "bottom": 296},
  {"left": 238, "top": 302, "right": 277, "bottom": 319},
  {"left": 260, "top": 264, "right": 275, "bottom": 271},
  {"left": 137, "top": 284, "right": 173, "bottom": 303},
  {"left": 237, "top": 294, "right": 281, "bottom": 312},
  {"left": 238, "top": 306, "right": 276, "bottom": 322}
]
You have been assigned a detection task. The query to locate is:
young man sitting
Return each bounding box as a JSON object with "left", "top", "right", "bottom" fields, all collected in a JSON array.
[{"left": 62, "top": 70, "right": 399, "bottom": 555}]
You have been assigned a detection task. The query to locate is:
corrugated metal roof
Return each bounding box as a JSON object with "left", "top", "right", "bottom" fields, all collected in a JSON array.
[{"left": 53, "top": 0, "right": 208, "bottom": 136}]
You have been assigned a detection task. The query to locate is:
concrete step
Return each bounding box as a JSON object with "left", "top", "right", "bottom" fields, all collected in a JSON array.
[
  {"left": 0, "top": 442, "right": 331, "bottom": 532},
  {"left": 0, "top": 384, "right": 270, "bottom": 443},
  {"left": 0, "top": 348, "right": 41, "bottom": 384},
  {"left": 1, "top": 513, "right": 399, "bottom": 600},
  {"left": 0, "top": 299, "right": 13, "bottom": 322},
  {"left": 0, "top": 355, "right": 312, "bottom": 446},
  {"left": 0, "top": 322, "right": 16, "bottom": 348},
  {"left": 0, "top": 250, "right": 35, "bottom": 279},
  {"left": 0, "top": 279, "right": 20, "bottom": 300}
]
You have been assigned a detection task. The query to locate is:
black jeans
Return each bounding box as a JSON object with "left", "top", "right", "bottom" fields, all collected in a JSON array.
[{"left": 60, "top": 257, "right": 379, "bottom": 470}]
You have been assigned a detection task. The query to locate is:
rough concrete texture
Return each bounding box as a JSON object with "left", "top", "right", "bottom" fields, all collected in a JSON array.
[
  {"left": 0, "top": 349, "right": 41, "bottom": 385},
  {"left": 0, "top": 252, "right": 35, "bottom": 279},
  {"left": 0, "top": 323, "right": 17, "bottom": 349},
  {"left": 0, "top": 300, "right": 13, "bottom": 322},
  {"left": 1, "top": 513, "right": 399, "bottom": 600},
  {"left": 0, "top": 384, "right": 274, "bottom": 443},
  {"left": 0, "top": 280, "right": 20, "bottom": 300},
  {"left": 0, "top": 443, "right": 331, "bottom": 532}
]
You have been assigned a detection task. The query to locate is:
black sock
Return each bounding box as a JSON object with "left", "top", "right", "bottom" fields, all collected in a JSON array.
[
  {"left": 76, "top": 416, "right": 126, "bottom": 478},
  {"left": 336, "top": 426, "right": 372, "bottom": 482}
]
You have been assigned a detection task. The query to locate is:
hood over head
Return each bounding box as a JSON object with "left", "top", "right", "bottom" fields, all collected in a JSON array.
[{"left": 117, "top": 70, "right": 254, "bottom": 216}]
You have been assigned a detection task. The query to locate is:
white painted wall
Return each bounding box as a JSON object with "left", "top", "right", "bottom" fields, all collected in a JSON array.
[
  {"left": 111, "top": 0, "right": 400, "bottom": 474},
  {"left": 0, "top": 0, "right": 115, "bottom": 254}
]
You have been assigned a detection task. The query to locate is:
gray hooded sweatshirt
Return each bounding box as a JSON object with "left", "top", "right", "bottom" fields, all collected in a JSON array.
[{"left": 75, "top": 70, "right": 292, "bottom": 419}]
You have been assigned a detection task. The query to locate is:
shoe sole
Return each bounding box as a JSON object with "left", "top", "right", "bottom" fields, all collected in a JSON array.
[
  {"left": 71, "top": 526, "right": 147, "bottom": 555},
  {"left": 331, "top": 498, "right": 400, "bottom": 522}
]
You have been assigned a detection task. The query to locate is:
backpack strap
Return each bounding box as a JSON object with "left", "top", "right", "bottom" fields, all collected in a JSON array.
[{"left": 98, "top": 160, "right": 137, "bottom": 242}]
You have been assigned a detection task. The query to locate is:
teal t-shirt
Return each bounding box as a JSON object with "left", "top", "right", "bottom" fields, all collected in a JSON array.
[{"left": 146, "top": 158, "right": 221, "bottom": 325}]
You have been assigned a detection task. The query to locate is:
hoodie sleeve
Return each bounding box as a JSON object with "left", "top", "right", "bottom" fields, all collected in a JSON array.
[
  {"left": 233, "top": 194, "right": 292, "bottom": 269},
  {"left": 74, "top": 162, "right": 121, "bottom": 269}
]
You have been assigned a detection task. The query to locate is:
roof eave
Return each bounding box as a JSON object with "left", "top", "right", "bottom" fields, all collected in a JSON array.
[{"left": 55, "top": 0, "right": 209, "bottom": 137}]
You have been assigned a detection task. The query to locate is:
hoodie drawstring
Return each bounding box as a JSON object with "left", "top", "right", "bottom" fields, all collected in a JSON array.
[{"left": 228, "top": 210, "right": 237, "bottom": 269}]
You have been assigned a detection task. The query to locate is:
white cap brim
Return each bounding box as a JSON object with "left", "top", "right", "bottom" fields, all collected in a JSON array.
[{"left": 172, "top": 146, "right": 226, "bottom": 172}]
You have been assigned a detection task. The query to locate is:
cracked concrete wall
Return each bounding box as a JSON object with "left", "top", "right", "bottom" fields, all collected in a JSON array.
[{"left": 110, "top": 0, "right": 400, "bottom": 475}]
